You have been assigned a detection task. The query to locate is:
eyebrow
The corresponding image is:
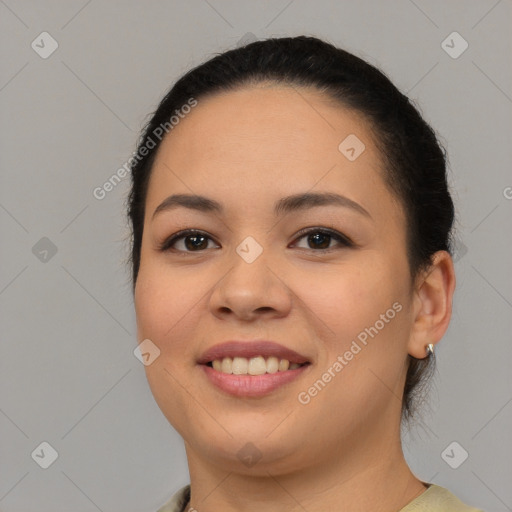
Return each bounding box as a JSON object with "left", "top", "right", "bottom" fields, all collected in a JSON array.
[{"left": 151, "top": 192, "right": 371, "bottom": 220}]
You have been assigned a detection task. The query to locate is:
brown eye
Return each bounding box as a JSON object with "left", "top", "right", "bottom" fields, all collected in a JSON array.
[
  {"left": 305, "top": 232, "right": 331, "bottom": 249},
  {"left": 182, "top": 234, "right": 209, "bottom": 251},
  {"left": 159, "top": 227, "right": 353, "bottom": 253},
  {"left": 292, "top": 228, "right": 353, "bottom": 251},
  {"left": 159, "top": 230, "right": 218, "bottom": 252}
]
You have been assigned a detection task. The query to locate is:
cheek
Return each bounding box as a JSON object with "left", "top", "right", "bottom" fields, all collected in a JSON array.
[
  {"left": 303, "top": 259, "right": 403, "bottom": 339},
  {"left": 134, "top": 269, "right": 204, "bottom": 434},
  {"left": 297, "top": 259, "right": 409, "bottom": 410},
  {"left": 134, "top": 266, "right": 199, "bottom": 361}
]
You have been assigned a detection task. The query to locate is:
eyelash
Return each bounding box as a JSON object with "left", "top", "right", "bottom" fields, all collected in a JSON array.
[{"left": 158, "top": 227, "right": 354, "bottom": 253}]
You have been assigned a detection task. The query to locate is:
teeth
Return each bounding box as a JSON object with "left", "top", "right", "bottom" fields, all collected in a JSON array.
[
  {"left": 210, "top": 356, "right": 304, "bottom": 375},
  {"left": 266, "top": 356, "right": 279, "bottom": 374},
  {"left": 221, "top": 357, "right": 233, "bottom": 374},
  {"left": 232, "top": 357, "right": 248, "bottom": 375},
  {"left": 248, "top": 356, "right": 267, "bottom": 375},
  {"left": 278, "top": 359, "right": 289, "bottom": 371}
]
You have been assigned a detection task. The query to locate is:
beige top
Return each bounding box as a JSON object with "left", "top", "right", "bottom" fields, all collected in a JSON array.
[{"left": 156, "top": 483, "right": 485, "bottom": 511}]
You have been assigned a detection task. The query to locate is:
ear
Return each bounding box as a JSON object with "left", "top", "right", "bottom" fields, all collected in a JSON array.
[{"left": 407, "top": 250, "right": 456, "bottom": 359}]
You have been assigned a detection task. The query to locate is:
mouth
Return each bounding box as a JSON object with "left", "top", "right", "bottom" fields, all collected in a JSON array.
[
  {"left": 205, "top": 356, "right": 309, "bottom": 375},
  {"left": 197, "top": 340, "right": 312, "bottom": 397}
]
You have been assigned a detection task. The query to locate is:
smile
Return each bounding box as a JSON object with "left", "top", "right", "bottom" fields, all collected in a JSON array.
[
  {"left": 208, "top": 356, "right": 306, "bottom": 375},
  {"left": 197, "top": 340, "right": 312, "bottom": 397},
  {"left": 200, "top": 363, "right": 311, "bottom": 398}
]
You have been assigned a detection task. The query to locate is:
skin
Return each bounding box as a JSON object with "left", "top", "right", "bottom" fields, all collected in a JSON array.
[{"left": 134, "top": 84, "right": 455, "bottom": 512}]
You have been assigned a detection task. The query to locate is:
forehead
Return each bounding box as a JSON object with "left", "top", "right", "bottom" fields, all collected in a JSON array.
[
  {"left": 145, "top": 84, "right": 403, "bottom": 228},
  {"left": 156, "top": 85, "right": 371, "bottom": 165}
]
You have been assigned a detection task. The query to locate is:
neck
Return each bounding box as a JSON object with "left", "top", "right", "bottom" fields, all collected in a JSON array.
[{"left": 183, "top": 428, "right": 427, "bottom": 512}]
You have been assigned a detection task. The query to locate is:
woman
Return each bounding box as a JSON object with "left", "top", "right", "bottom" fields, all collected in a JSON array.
[{"left": 126, "top": 36, "right": 484, "bottom": 511}]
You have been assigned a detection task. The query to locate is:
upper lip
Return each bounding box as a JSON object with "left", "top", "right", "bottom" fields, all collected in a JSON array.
[{"left": 197, "top": 340, "right": 310, "bottom": 365}]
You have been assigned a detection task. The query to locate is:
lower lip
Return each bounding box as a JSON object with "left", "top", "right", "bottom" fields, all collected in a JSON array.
[{"left": 200, "top": 364, "right": 310, "bottom": 398}]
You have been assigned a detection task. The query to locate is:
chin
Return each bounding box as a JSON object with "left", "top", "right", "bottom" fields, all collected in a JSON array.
[{"left": 194, "top": 432, "right": 308, "bottom": 475}]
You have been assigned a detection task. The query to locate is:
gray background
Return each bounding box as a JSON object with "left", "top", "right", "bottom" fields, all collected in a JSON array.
[{"left": 1, "top": 1, "right": 511, "bottom": 511}]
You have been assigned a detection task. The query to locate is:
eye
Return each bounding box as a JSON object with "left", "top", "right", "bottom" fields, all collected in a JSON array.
[
  {"left": 158, "top": 227, "right": 354, "bottom": 253},
  {"left": 158, "top": 229, "right": 219, "bottom": 253},
  {"left": 291, "top": 227, "right": 354, "bottom": 251}
]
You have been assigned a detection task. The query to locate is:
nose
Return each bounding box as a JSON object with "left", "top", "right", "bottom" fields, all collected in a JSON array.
[{"left": 208, "top": 248, "right": 293, "bottom": 322}]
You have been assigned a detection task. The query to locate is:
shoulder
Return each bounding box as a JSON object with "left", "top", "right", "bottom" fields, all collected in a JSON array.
[
  {"left": 156, "top": 485, "right": 191, "bottom": 512},
  {"left": 399, "top": 483, "right": 485, "bottom": 512},
  {"left": 157, "top": 483, "right": 485, "bottom": 512}
]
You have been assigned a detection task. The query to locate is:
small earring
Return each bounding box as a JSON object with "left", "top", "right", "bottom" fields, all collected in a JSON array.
[{"left": 426, "top": 343, "right": 435, "bottom": 357}]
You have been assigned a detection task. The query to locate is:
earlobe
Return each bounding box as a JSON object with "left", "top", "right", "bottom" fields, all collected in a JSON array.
[{"left": 407, "top": 251, "right": 456, "bottom": 359}]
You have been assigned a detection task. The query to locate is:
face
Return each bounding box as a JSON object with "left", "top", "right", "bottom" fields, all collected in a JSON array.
[{"left": 134, "top": 84, "right": 415, "bottom": 475}]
